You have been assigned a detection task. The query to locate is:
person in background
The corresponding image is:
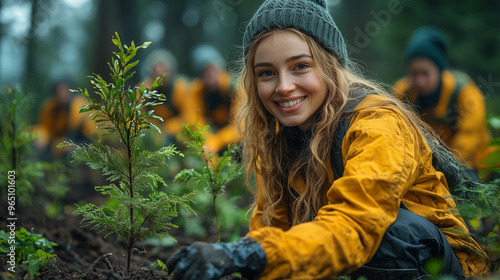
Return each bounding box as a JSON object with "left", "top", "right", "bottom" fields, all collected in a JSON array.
[
  {"left": 140, "top": 49, "right": 190, "bottom": 144},
  {"left": 165, "top": 1, "right": 489, "bottom": 279},
  {"left": 34, "top": 80, "right": 94, "bottom": 161},
  {"left": 184, "top": 44, "right": 240, "bottom": 154},
  {"left": 393, "top": 26, "right": 493, "bottom": 175}
]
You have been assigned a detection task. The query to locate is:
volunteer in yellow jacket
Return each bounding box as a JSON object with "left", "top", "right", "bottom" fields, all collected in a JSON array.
[
  {"left": 166, "top": 1, "right": 489, "bottom": 279},
  {"left": 393, "top": 26, "right": 492, "bottom": 172},
  {"left": 140, "top": 49, "right": 189, "bottom": 140},
  {"left": 184, "top": 44, "right": 239, "bottom": 154},
  {"left": 34, "top": 81, "right": 94, "bottom": 159}
]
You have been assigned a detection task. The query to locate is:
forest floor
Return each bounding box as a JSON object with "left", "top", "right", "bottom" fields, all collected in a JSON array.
[{"left": 0, "top": 203, "right": 245, "bottom": 280}]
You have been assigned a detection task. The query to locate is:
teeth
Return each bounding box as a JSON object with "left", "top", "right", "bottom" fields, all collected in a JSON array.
[{"left": 279, "top": 97, "right": 304, "bottom": 108}]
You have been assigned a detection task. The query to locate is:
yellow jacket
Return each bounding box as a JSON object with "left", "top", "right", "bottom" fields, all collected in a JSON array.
[
  {"left": 246, "top": 94, "right": 488, "bottom": 279},
  {"left": 35, "top": 95, "right": 94, "bottom": 149},
  {"left": 183, "top": 70, "right": 240, "bottom": 152},
  {"left": 393, "top": 70, "right": 492, "bottom": 171}
]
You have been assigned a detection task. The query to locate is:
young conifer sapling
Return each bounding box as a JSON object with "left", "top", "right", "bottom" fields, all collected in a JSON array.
[
  {"left": 59, "top": 32, "right": 194, "bottom": 270},
  {"left": 175, "top": 123, "right": 243, "bottom": 243}
]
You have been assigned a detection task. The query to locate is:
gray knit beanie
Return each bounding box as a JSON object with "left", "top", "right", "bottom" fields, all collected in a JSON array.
[
  {"left": 142, "top": 49, "right": 178, "bottom": 80},
  {"left": 243, "top": 0, "right": 348, "bottom": 66},
  {"left": 405, "top": 26, "right": 448, "bottom": 72}
]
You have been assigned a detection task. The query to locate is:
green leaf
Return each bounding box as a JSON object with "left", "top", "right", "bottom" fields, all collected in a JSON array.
[
  {"left": 157, "top": 259, "right": 168, "bottom": 272},
  {"left": 26, "top": 255, "right": 41, "bottom": 279},
  {"left": 124, "top": 72, "right": 135, "bottom": 83},
  {"left": 151, "top": 75, "right": 166, "bottom": 89},
  {"left": 487, "top": 232, "right": 498, "bottom": 239},
  {"left": 57, "top": 140, "right": 75, "bottom": 149},
  {"left": 139, "top": 41, "right": 152, "bottom": 49},
  {"left": 174, "top": 168, "right": 202, "bottom": 183}
]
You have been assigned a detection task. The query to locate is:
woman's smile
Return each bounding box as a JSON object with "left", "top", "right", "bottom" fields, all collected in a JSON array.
[{"left": 276, "top": 96, "right": 306, "bottom": 110}]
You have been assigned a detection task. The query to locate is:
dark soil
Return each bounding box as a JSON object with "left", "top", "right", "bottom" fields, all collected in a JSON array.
[{"left": 0, "top": 205, "right": 246, "bottom": 280}]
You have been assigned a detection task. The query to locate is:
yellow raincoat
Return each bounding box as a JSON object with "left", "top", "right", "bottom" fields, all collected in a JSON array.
[
  {"left": 34, "top": 94, "right": 94, "bottom": 153},
  {"left": 246, "top": 94, "right": 489, "bottom": 279},
  {"left": 394, "top": 70, "right": 493, "bottom": 171},
  {"left": 183, "top": 70, "right": 240, "bottom": 153}
]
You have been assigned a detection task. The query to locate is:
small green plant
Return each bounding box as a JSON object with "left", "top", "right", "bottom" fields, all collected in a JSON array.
[
  {"left": 480, "top": 115, "right": 500, "bottom": 178},
  {"left": 0, "top": 227, "right": 57, "bottom": 279},
  {"left": 175, "top": 123, "right": 243, "bottom": 242},
  {"left": 456, "top": 183, "right": 499, "bottom": 277},
  {"left": 59, "top": 32, "right": 194, "bottom": 271},
  {"left": 156, "top": 259, "right": 168, "bottom": 272},
  {"left": 0, "top": 86, "right": 69, "bottom": 218},
  {"left": 455, "top": 115, "right": 500, "bottom": 274},
  {"left": 0, "top": 87, "right": 46, "bottom": 202},
  {"left": 24, "top": 249, "right": 57, "bottom": 279}
]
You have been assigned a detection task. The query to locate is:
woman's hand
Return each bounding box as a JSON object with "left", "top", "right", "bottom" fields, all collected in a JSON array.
[{"left": 166, "top": 237, "right": 267, "bottom": 280}]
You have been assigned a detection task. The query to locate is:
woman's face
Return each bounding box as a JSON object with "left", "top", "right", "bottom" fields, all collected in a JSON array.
[
  {"left": 254, "top": 30, "right": 327, "bottom": 131},
  {"left": 409, "top": 58, "right": 440, "bottom": 96}
]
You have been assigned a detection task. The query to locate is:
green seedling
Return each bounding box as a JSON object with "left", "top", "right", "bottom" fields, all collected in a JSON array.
[
  {"left": 59, "top": 32, "right": 194, "bottom": 271},
  {"left": 24, "top": 249, "right": 57, "bottom": 279},
  {"left": 175, "top": 123, "right": 243, "bottom": 243},
  {"left": 0, "top": 87, "right": 69, "bottom": 218},
  {"left": 454, "top": 115, "right": 500, "bottom": 273},
  {"left": 156, "top": 259, "right": 168, "bottom": 272},
  {"left": 0, "top": 227, "right": 57, "bottom": 279},
  {"left": 0, "top": 87, "right": 48, "bottom": 203}
]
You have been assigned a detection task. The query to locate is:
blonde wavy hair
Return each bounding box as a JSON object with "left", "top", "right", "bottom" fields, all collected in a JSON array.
[{"left": 235, "top": 28, "right": 446, "bottom": 226}]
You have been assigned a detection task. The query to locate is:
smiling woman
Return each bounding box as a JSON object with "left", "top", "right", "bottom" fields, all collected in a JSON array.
[
  {"left": 254, "top": 29, "right": 328, "bottom": 131},
  {"left": 164, "top": 0, "right": 490, "bottom": 279}
]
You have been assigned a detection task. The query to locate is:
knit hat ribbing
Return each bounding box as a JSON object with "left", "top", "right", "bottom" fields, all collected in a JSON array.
[
  {"left": 191, "top": 44, "right": 226, "bottom": 76},
  {"left": 142, "top": 49, "right": 178, "bottom": 80},
  {"left": 405, "top": 26, "right": 448, "bottom": 72},
  {"left": 243, "top": 0, "right": 348, "bottom": 66}
]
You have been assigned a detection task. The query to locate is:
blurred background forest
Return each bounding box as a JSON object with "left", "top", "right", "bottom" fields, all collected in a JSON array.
[{"left": 1, "top": 0, "right": 500, "bottom": 125}]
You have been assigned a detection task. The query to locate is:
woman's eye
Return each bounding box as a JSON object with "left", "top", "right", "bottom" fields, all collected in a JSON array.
[
  {"left": 258, "top": 70, "right": 274, "bottom": 77},
  {"left": 295, "top": 63, "right": 308, "bottom": 71}
]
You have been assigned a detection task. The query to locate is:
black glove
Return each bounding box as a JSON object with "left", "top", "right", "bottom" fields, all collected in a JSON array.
[{"left": 166, "top": 237, "right": 267, "bottom": 280}]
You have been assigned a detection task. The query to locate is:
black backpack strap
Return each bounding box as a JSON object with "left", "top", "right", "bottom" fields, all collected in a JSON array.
[
  {"left": 443, "top": 70, "right": 469, "bottom": 132},
  {"left": 331, "top": 114, "right": 352, "bottom": 180},
  {"left": 330, "top": 89, "right": 375, "bottom": 179}
]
